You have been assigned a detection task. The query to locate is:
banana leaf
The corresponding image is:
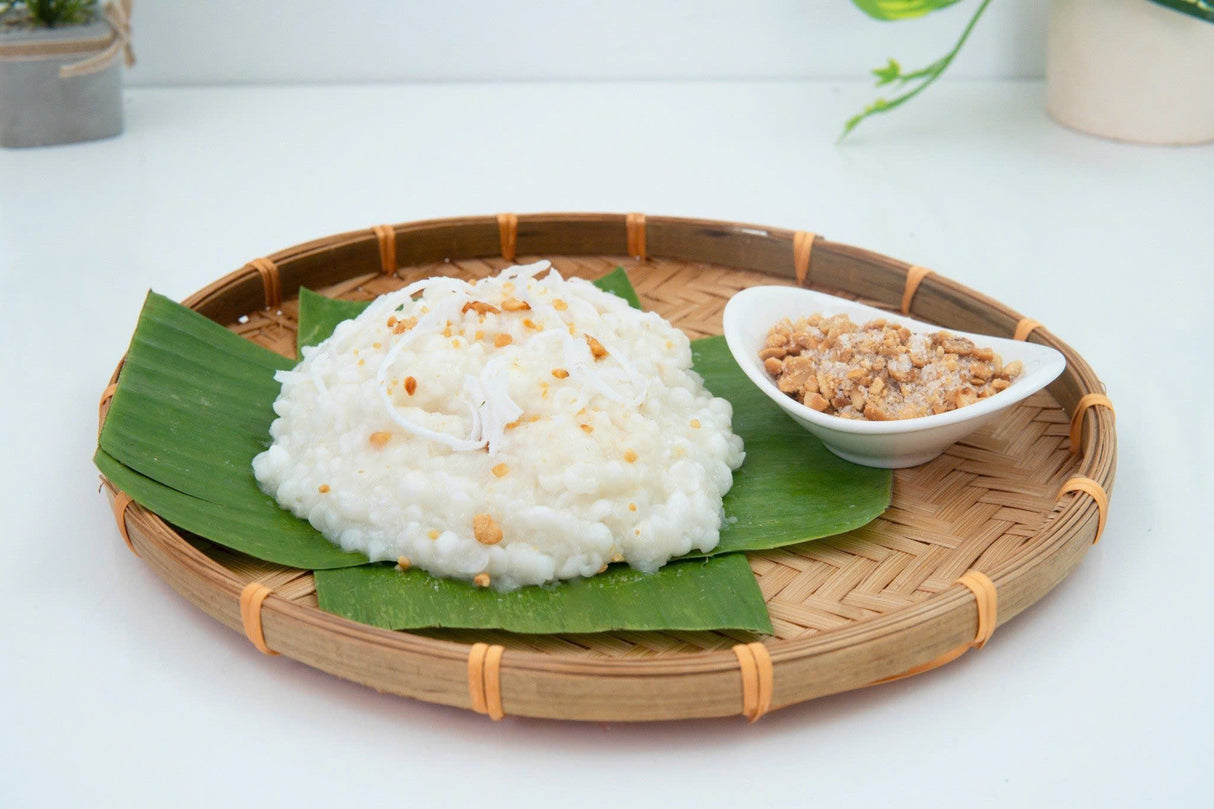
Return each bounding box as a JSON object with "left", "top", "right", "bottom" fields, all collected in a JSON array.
[
  {"left": 95, "top": 285, "right": 772, "bottom": 631},
  {"left": 97, "top": 292, "right": 365, "bottom": 569},
  {"left": 97, "top": 268, "right": 888, "bottom": 634},
  {"left": 316, "top": 554, "right": 770, "bottom": 633},
  {"left": 698, "top": 335, "right": 891, "bottom": 553},
  {"left": 297, "top": 282, "right": 892, "bottom": 555},
  {"left": 590, "top": 265, "right": 643, "bottom": 310},
  {"left": 95, "top": 447, "right": 366, "bottom": 569}
]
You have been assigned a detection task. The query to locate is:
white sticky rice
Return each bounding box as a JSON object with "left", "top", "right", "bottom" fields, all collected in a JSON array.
[{"left": 252, "top": 261, "right": 744, "bottom": 591}]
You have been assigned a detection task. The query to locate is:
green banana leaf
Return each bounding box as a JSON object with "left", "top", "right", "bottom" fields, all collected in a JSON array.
[
  {"left": 698, "top": 335, "right": 891, "bottom": 553},
  {"left": 95, "top": 447, "right": 366, "bottom": 569},
  {"left": 316, "top": 554, "right": 771, "bottom": 633},
  {"left": 589, "top": 265, "right": 643, "bottom": 310},
  {"left": 96, "top": 283, "right": 774, "bottom": 631},
  {"left": 98, "top": 292, "right": 365, "bottom": 569},
  {"left": 297, "top": 280, "right": 892, "bottom": 556},
  {"left": 97, "top": 268, "right": 888, "bottom": 634}
]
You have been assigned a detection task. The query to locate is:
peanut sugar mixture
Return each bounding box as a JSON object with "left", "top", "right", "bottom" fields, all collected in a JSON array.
[{"left": 761, "top": 314, "right": 1021, "bottom": 421}]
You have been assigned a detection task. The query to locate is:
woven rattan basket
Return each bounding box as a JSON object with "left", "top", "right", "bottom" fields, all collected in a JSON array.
[{"left": 97, "top": 213, "right": 1116, "bottom": 722}]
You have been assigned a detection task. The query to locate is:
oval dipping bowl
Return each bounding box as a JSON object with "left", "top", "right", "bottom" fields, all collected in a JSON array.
[{"left": 722, "top": 286, "right": 1067, "bottom": 468}]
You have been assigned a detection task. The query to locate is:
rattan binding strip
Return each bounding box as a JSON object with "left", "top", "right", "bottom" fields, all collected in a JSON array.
[
  {"left": 872, "top": 571, "right": 997, "bottom": 684},
  {"left": 371, "top": 224, "right": 397, "bottom": 276},
  {"left": 246, "top": 257, "right": 281, "bottom": 310},
  {"left": 626, "top": 212, "right": 647, "bottom": 261},
  {"left": 901, "top": 265, "right": 933, "bottom": 315},
  {"left": 111, "top": 490, "right": 138, "bottom": 557},
  {"left": 467, "top": 643, "right": 506, "bottom": 720},
  {"left": 793, "top": 231, "right": 816, "bottom": 286},
  {"left": 1069, "top": 394, "right": 1114, "bottom": 454},
  {"left": 497, "top": 213, "right": 518, "bottom": 262},
  {"left": 1060, "top": 477, "right": 1109, "bottom": 543},
  {"left": 98, "top": 382, "right": 117, "bottom": 429},
  {"left": 731, "top": 642, "right": 773, "bottom": 722},
  {"left": 1014, "top": 318, "right": 1042, "bottom": 341},
  {"left": 239, "top": 582, "right": 278, "bottom": 656}
]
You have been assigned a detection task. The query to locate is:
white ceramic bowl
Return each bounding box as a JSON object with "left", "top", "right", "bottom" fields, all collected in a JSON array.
[{"left": 722, "top": 286, "right": 1066, "bottom": 468}]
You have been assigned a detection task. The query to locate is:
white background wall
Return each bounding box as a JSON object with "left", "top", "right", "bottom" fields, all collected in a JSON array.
[{"left": 127, "top": 1, "right": 1050, "bottom": 86}]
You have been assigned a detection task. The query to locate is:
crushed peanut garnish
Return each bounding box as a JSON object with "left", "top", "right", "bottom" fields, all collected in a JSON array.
[
  {"left": 551, "top": 368, "right": 569, "bottom": 379},
  {"left": 523, "top": 318, "right": 542, "bottom": 331},
  {"left": 473, "top": 573, "right": 491, "bottom": 588},
  {"left": 501, "top": 297, "right": 530, "bottom": 312},
  {"left": 475, "top": 330, "right": 484, "bottom": 340},
  {"left": 552, "top": 298, "right": 568, "bottom": 311},
  {"left": 494, "top": 333, "right": 512, "bottom": 348},
  {"left": 461, "top": 300, "right": 500, "bottom": 316},
  {"left": 318, "top": 484, "right": 330, "bottom": 493},
  {"left": 428, "top": 529, "right": 440, "bottom": 539},
  {"left": 580, "top": 423, "right": 593, "bottom": 433},
  {"left": 690, "top": 418, "right": 701, "bottom": 429},
  {"left": 369, "top": 431, "right": 392, "bottom": 447},
  {"left": 491, "top": 463, "right": 509, "bottom": 477},
  {"left": 404, "top": 376, "right": 417, "bottom": 395},
  {"left": 585, "top": 335, "right": 608, "bottom": 359},
  {"left": 623, "top": 449, "right": 638, "bottom": 463},
  {"left": 392, "top": 317, "right": 417, "bottom": 334},
  {"left": 473, "top": 513, "right": 503, "bottom": 545},
  {"left": 628, "top": 503, "right": 637, "bottom": 511},
  {"left": 395, "top": 556, "right": 411, "bottom": 571},
  {"left": 762, "top": 314, "right": 1022, "bottom": 420}
]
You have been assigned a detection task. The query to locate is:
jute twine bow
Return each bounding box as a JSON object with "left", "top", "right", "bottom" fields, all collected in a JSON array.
[{"left": 59, "top": 0, "right": 135, "bottom": 79}]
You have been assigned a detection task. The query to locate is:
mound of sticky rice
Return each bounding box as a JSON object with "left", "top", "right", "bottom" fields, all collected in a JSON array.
[{"left": 253, "top": 261, "right": 745, "bottom": 591}]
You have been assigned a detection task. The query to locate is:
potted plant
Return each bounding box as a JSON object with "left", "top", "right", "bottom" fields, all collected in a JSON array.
[
  {"left": 843, "top": 0, "right": 1214, "bottom": 144},
  {"left": 1047, "top": 0, "right": 1214, "bottom": 144},
  {"left": 0, "top": 0, "right": 133, "bottom": 148}
]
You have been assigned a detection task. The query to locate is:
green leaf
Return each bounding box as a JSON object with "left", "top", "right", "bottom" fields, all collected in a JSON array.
[
  {"left": 97, "top": 269, "right": 888, "bottom": 635},
  {"left": 1146, "top": 0, "right": 1214, "bottom": 23},
  {"left": 872, "top": 58, "right": 903, "bottom": 86},
  {"left": 297, "top": 287, "right": 368, "bottom": 356},
  {"left": 594, "top": 265, "right": 643, "bottom": 310},
  {"left": 841, "top": 0, "right": 994, "bottom": 140},
  {"left": 850, "top": 0, "right": 964, "bottom": 21},
  {"left": 694, "top": 336, "right": 891, "bottom": 553},
  {"left": 316, "top": 554, "right": 772, "bottom": 633},
  {"left": 95, "top": 448, "right": 366, "bottom": 569},
  {"left": 296, "top": 281, "right": 891, "bottom": 558},
  {"left": 97, "top": 292, "right": 367, "bottom": 569}
]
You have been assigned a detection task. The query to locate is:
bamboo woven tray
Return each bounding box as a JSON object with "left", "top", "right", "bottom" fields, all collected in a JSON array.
[{"left": 97, "top": 213, "right": 1116, "bottom": 722}]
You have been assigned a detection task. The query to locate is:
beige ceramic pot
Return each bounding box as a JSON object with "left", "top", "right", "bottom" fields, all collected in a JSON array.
[{"left": 1047, "top": 0, "right": 1214, "bottom": 145}]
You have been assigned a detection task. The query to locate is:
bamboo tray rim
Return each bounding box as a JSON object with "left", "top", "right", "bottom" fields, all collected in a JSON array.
[{"left": 98, "top": 212, "right": 1116, "bottom": 720}]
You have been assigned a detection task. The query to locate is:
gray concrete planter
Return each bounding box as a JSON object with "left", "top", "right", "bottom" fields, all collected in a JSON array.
[{"left": 0, "top": 14, "right": 124, "bottom": 148}]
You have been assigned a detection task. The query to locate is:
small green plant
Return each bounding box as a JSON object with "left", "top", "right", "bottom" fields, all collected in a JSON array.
[
  {"left": 843, "top": 0, "right": 1214, "bottom": 140},
  {"left": 842, "top": 0, "right": 993, "bottom": 140},
  {"left": 0, "top": 0, "right": 98, "bottom": 27}
]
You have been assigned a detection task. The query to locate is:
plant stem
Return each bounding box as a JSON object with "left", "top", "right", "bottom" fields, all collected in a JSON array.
[{"left": 841, "top": 0, "right": 995, "bottom": 140}]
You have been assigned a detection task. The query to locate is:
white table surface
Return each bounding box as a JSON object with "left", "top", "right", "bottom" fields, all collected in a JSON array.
[{"left": 1, "top": 81, "right": 1210, "bottom": 808}]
